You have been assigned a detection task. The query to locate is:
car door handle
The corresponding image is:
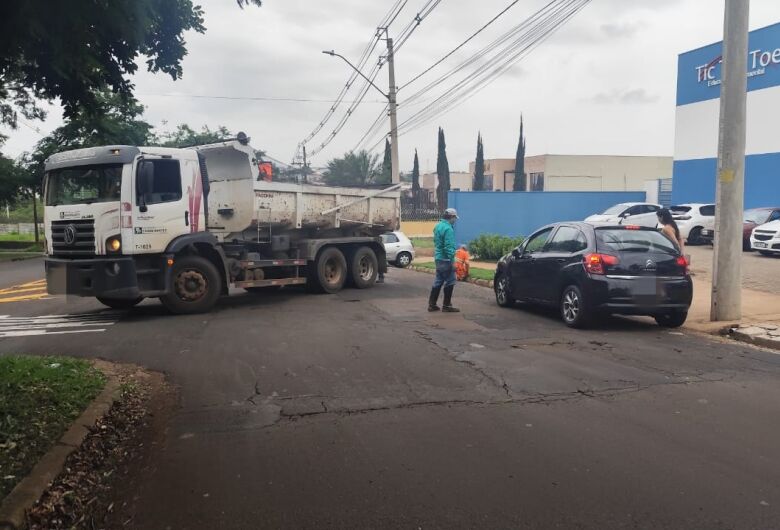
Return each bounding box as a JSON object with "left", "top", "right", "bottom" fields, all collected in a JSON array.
[
  {"left": 185, "top": 211, "right": 189, "bottom": 226},
  {"left": 556, "top": 258, "right": 566, "bottom": 263}
]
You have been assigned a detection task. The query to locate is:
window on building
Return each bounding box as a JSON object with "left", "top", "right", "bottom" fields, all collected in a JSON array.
[
  {"left": 530, "top": 172, "right": 544, "bottom": 191},
  {"left": 484, "top": 174, "right": 494, "bottom": 191}
]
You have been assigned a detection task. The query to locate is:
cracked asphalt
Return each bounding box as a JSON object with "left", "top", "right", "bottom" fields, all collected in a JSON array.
[{"left": 2, "top": 258, "right": 780, "bottom": 529}]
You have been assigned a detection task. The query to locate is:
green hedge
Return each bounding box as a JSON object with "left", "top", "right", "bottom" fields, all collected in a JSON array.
[{"left": 468, "top": 234, "right": 525, "bottom": 261}]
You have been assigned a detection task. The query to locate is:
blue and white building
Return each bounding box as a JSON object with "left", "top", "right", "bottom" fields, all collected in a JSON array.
[{"left": 673, "top": 22, "right": 780, "bottom": 208}]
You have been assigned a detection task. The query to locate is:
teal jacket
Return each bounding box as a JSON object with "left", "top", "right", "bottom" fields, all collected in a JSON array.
[{"left": 433, "top": 219, "right": 456, "bottom": 261}]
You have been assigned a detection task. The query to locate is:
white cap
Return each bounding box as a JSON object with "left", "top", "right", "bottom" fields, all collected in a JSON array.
[{"left": 444, "top": 208, "right": 459, "bottom": 219}]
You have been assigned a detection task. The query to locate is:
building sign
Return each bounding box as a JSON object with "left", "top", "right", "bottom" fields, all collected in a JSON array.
[{"left": 677, "top": 22, "right": 780, "bottom": 106}]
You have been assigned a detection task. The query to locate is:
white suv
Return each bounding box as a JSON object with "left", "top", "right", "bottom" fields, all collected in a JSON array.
[
  {"left": 751, "top": 219, "right": 780, "bottom": 256},
  {"left": 585, "top": 203, "right": 661, "bottom": 227},
  {"left": 670, "top": 204, "right": 715, "bottom": 245}
]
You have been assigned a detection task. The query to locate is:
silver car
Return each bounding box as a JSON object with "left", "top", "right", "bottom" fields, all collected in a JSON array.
[{"left": 382, "top": 231, "right": 415, "bottom": 268}]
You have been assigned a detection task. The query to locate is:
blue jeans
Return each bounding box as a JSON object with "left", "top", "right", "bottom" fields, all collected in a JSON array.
[{"left": 433, "top": 259, "right": 456, "bottom": 288}]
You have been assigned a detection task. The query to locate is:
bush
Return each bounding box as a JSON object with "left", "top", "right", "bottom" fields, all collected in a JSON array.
[{"left": 468, "top": 233, "right": 525, "bottom": 261}]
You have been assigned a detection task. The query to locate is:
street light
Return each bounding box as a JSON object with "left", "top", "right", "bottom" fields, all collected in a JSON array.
[{"left": 321, "top": 43, "right": 400, "bottom": 185}]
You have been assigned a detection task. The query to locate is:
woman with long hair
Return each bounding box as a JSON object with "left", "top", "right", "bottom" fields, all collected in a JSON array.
[{"left": 657, "top": 208, "right": 685, "bottom": 253}]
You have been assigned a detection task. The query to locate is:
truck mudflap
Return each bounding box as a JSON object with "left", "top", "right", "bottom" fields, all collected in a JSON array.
[{"left": 45, "top": 257, "right": 142, "bottom": 299}]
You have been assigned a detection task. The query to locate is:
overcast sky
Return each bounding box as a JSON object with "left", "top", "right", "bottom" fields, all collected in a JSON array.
[{"left": 4, "top": 0, "right": 780, "bottom": 172}]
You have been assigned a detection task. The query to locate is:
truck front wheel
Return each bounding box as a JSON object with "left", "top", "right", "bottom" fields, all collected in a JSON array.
[
  {"left": 311, "top": 247, "right": 347, "bottom": 294},
  {"left": 96, "top": 296, "right": 143, "bottom": 310},
  {"left": 161, "top": 255, "right": 221, "bottom": 314}
]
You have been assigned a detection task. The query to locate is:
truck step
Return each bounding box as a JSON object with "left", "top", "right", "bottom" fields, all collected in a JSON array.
[{"left": 234, "top": 277, "right": 307, "bottom": 289}]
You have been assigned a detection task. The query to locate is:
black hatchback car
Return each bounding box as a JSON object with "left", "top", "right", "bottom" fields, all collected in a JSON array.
[{"left": 494, "top": 222, "right": 693, "bottom": 328}]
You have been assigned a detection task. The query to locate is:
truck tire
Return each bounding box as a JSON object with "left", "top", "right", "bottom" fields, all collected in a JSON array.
[
  {"left": 311, "top": 247, "right": 347, "bottom": 294},
  {"left": 96, "top": 296, "right": 143, "bottom": 310},
  {"left": 349, "top": 246, "right": 378, "bottom": 288},
  {"left": 161, "top": 255, "right": 221, "bottom": 314}
]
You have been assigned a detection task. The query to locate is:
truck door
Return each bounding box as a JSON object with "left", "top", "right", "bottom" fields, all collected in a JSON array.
[{"left": 132, "top": 156, "right": 196, "bottom": 254}]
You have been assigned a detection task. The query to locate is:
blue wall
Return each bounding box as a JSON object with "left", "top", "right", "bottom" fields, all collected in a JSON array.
[
  {"left": 671, "top": 153, "right": 780, "bottom": 208},
  {"left": 448, "top": 191, "right": 646, "bottom": 245}
]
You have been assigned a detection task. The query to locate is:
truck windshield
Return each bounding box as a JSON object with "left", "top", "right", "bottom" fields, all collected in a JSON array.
[{"left": 45, "top": 165, "right": 122, "bottom": 206}]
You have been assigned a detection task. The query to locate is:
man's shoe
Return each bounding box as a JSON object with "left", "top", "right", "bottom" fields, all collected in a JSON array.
[
  {"left": 428, "top": 304, "right": 441, "bottom": 312},
  {"left": 428, "top": 286, "right": 442, "bottom": 312},
  {"left": 442, "top": 285, "right": 459, "bottom": 312},
  {"left": 442, "top": 305, "right": 460, "bottom": 313}
]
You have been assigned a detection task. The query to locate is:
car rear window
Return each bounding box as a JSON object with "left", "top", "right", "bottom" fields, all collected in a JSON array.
[
  {"left": 699, "top": 205, "right": 715, "bottom": 216},
  {"left": 670, "top": 206, "right": 691, "bottom": 213},
  {"left": 596, "top": 229, "right": 678, "bottom": 255}
]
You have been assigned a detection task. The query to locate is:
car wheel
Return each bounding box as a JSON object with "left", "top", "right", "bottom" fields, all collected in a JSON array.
[
  {"left": 161, "top": 255, "right": 222, "bottom": 314},
  {"left": 349, "top": 246, "right": 378, "bottom": 288},
  {"left": 96, "top": 296, "right": 143, "bottom": 310},
  {"left": 396, "top": 251, "right": 412, "bottom": 268},
  {"left": 687, "top": 227, "right": 703, "bottom": 246},
  {"left": 560, "top": 285, "right": 591, "bottom": 328},
  {"left": 494, "top": 274, "right": 513, "bottom": 308},
  {"left": 655, "top": 310, "right": 688, "bottom": 328},
  {"left": 743, "top": 240, "right": 752, "bottom": 251}
]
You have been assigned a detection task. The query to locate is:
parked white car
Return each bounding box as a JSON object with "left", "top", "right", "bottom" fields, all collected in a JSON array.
[
  {"left": 382, "top": 231, "right": 415, "bottom": 268},
  {"left": 585, "top": 203, "right": 662, "bottom": 227},
  {"left": 751, "top": 220, "right": 780, "bottom": 256},
  {"left": 670, "top": 203, "right": 715, "bottom": 245}
]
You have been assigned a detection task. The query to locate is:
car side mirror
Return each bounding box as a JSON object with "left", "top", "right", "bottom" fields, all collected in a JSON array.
[
  {"left": 511, "top": 248, "right": 522, "bottom": 259},
  {"left": 619, "top": 212, "right": 630, "bottom": 219}
]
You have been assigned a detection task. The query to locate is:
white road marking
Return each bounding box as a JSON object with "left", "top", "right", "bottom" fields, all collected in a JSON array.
[{"left": 0, "top": 312, "right": 121, "bottom": 338}]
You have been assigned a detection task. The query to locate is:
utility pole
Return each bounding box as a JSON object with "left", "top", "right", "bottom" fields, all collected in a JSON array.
[
  {"left": 711, "top": 0, "right": 749, "bottom": 321},
  {"left": 302, "top": 145, "right": 308, "bottom": 184},
  {"left": 386, "top": 36, "right": 400, "bottom": 184}
]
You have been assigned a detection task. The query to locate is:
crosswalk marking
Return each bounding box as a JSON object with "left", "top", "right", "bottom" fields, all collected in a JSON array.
[
  {"left": 0, "top": 280, "right": 50, "bottom": 304},
  {"left": 0, "top": 312, "right": 120, "bottom": 338}
]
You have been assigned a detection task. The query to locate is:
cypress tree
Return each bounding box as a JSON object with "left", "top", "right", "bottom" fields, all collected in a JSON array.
[
  {"left": 411, "top": 149, "right": 421, "bottom": 210},
  {"left": 513, "top": 115, "right": 526, "bottom": 192},
  {"left": 473, "top": 132, "right": 485, "bottom": 191},
  {"left": 436, "top": 127, "right": 450, "bottom": 211}
]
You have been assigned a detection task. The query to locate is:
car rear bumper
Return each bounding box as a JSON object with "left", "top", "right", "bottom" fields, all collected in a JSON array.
[
  {"left": 583, "top": 275, "right": 693, "bottom": 315},
  {"left": 45, "top": 257, "right": 141, "bottom": 299}
]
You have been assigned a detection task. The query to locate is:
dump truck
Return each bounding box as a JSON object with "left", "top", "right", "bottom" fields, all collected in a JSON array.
[{"left": 43, "top": 134, "right": 400, "bottom": 313}]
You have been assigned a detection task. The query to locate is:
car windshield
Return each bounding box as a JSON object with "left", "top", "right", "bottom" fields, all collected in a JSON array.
[
  {"left": 601, "top": 204, "right": 629, "bottom": 215},
  {"left": 743, "top": 209, "right": 769, "bottom": 224},
  {"left": 45, "top": 165, "right": 123, "bottom": 206},
  {"left": 596, "top": 228, "right": 678, "bottom": 255}
]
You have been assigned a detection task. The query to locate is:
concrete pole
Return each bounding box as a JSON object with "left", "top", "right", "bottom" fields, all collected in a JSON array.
[
  {"left": 386, "top": 37, "right": 400, "bottom": 184},
  {"left": 711, "top": 0, "right": 749, "bottom": 321}
]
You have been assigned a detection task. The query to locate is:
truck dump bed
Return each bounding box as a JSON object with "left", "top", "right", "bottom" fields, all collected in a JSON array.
[{"left": 196, "top": 141, "right": 400, "bottom": 239}]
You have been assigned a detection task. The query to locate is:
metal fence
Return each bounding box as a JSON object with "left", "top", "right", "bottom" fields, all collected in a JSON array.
[
  {"left": 0, "top": 223, "right": 43, "bottom": 235},
  {"left": 400, "top": 192, "right": 441, "bottom": 221}
]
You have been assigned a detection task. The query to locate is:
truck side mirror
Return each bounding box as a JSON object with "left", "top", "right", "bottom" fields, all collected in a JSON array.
[{"left": 137, "top": 161, "right": 154, "bottom": 212}]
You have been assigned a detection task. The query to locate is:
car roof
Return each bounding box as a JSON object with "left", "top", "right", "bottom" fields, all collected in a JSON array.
[
  {"left": 746, "top": 206, "right": 780, "bottom": 211},
  {"left": 672, "top": 203, "right": 713, "bottom": 207}
]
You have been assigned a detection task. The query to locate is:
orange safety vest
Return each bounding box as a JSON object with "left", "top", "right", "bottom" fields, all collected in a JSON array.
[{"left": 455, "top": 248, "right": 470, "bottom": 280}]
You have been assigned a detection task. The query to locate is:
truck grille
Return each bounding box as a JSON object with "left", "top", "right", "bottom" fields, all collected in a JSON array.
[{"left": 51, "top": 220, "right": 96, "bottom": 257}]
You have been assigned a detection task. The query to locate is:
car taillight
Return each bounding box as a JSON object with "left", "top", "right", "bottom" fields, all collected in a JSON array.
[
  {"left": 624, "top": 225, "right": 641, "bottom": 230},
  {"left": 584, "top": 253, "right": 619, "bottom": 275},
  {"left": 676, "top": 255, "right": 689, "bottom": 274}
]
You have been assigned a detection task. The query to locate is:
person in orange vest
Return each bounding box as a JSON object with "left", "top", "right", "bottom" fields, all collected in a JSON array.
[{"left": 455, "top": 245, "right": 470, "bottom": 281}]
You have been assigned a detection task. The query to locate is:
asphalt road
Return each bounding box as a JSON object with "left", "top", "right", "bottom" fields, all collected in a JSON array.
[{"left": 2, "top": 258, "right": 780, "bottom": 529}]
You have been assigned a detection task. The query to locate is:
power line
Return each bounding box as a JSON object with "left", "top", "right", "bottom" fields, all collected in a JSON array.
[
  {"left": 399, "top": 0, "right": 523, "bottom": 91},
  {"left": 139, "top": 93, "right": 387, "bottom": 104},
  {"left": 393, "top": 0, "right": 444, "bottom": 53}
]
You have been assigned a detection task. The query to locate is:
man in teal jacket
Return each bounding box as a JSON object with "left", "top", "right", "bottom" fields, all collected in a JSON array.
[{"left": 429, "top": 208, "right": 460, "bottom": 312}]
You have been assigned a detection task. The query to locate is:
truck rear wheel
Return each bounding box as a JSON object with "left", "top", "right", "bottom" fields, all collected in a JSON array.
[
  {"left": 349, "top": 246, "right": 378, "bottom": 288},
  {"left": 311, "top": 247, "right": 347, "bottom": 294},
  {"left": 161, "top": 255, "right": 221, "bottom": 314}
]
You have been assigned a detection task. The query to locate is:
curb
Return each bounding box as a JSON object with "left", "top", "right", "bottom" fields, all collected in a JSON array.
[
  {"left": 409, "top": 265, "right": 494, "bottom": 289},
  {"left": 727, "top": 324, "right": 780, "bottom": 350},
  {"left": 0, "top": 361, "right": 122, "bottom": 530}
]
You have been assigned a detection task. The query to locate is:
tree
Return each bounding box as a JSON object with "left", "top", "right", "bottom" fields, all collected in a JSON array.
[
  {"left": 411, "top": 149, "right": 421, "bottom": 210},
  {"left": 436, "top": 127, "right": 450, "bottom": 211},
  {"left": 473, "top": 132, "right": 485, "bottom": 191},
  {"left": 156, "top": 124, "right": 232, "bottom": 147},
  {"left": 378, "top": 139, "right": 392, "bottom": 184},
  {"left": 0, "top": 0, "right": 260, "bottom": 130},
  {"left": 513, "top": 115, "right": 527, "bottom": 192},
  {"left": 324, "top": 150, "right": 380, "bottom": 187}
]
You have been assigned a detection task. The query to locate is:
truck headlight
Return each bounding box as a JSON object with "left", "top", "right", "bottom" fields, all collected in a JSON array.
[{"left": 106, "top": 236, "right": 122, "bottom": 254}]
